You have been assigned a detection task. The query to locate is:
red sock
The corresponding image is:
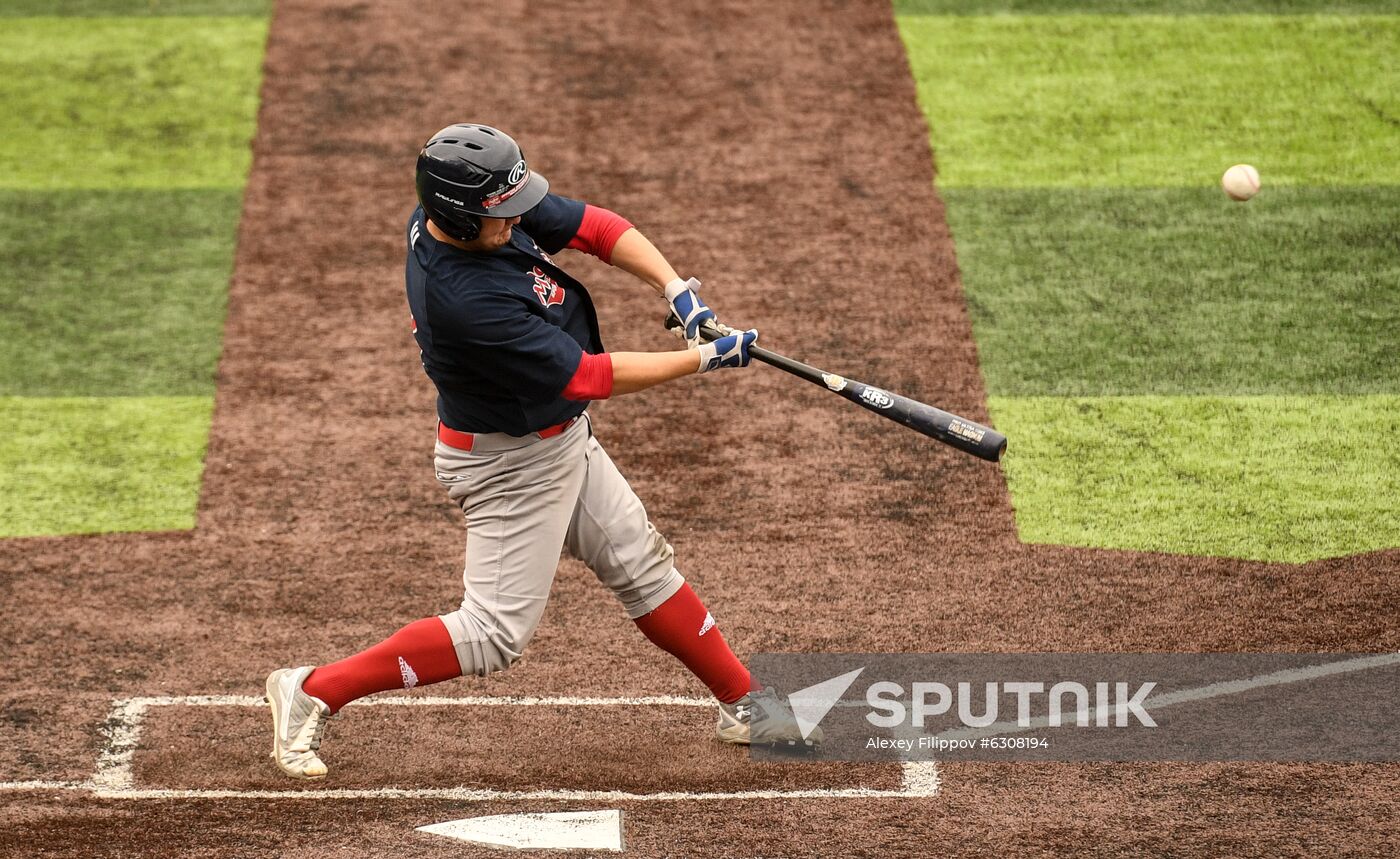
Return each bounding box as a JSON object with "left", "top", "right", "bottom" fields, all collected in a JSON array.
[
  {"left": 633, "top": 584, "right": 752, "bottom": 704},
  {"left": 302, "top": 617, "right": 461, "bottom": 714}
]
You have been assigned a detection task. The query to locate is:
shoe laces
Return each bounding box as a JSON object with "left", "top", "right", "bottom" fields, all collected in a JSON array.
[
  {"left": 307, "top": 708, "right": 329, "bottom": 752},
  {"left": 291, "top": 704, "right": 330, "bottom": 754}
]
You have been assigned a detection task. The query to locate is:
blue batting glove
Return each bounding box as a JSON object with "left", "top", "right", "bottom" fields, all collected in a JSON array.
[
  {"left": 665, "top": 277, "right": 716, "bottom": 347},
  {"left": 697, "top": 328, "right": 759, "bottom": 373}
]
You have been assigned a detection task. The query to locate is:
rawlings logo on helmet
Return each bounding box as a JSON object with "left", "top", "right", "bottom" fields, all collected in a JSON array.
[{"left": 508, "top": 159, "right": 528, "bottom": 185}]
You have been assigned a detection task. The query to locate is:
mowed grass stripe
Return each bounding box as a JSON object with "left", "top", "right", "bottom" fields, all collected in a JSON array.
[
  {"left": 991, "top": 395, "right": 1400, "bottom": 563},
  {"left": 0, "top": 12, "right": 267, "bottom": 538},
  {"left": 0, "top": 16, "right": 268, "bottom": 190},
  {"left": 0, "top": 189, "right": 243, "bottom": 397},
  {"left": 897, "top": 15, "right": 1400, "bottom": 187},
  {"left": 0, "top": 396, "right": 214, "bottom": 538},
  {"left": 0, "top": 0, "right": 270, "bottom": 15},
  {"left": 944, "top": 186, "right": 1400, "bottom": 397},
  {"left": 898, "top": 13, "right": 1400, "bottom": 561},
  {"left": 896, "top": 1, "right": 1400, "bottom": 14}
]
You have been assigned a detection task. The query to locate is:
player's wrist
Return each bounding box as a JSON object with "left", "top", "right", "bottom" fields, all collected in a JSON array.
[
  {"left": 695, "top": 329, "right": 758, "bottom": 374},
  {"left": 663, "top": 277, "right": 691, "bottom": 302}
]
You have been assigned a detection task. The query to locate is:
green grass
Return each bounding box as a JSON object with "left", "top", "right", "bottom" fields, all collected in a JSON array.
[
  {"left": 896, "top": 1, "right": 1400, "bottom": 13},
  {"left": 0, "top": 0, "right": 269, "bottom": 14},
  {"left": 0, "top": 396, "right": 213, "bottom": 537},
  {"left": 0, "top": 16, "right": 268, "bottom": 190},
  {"left": 0, "top": 190, "right": 243, "bottom": 396},
  {"left": 943, "top": 186, "right": 1400, "bottom": 396},
  {"left": 898, "top": 15, "right": 1400, "bottom": 187},
  {"left": 899, "top": 12, "right": 1400, "bottom": 561},
  {"left": 991, "top": 395, "right": 1400, "bottom": 563},
  {"left": 0, "top": 10, "right": 267, "bottom": 538}
]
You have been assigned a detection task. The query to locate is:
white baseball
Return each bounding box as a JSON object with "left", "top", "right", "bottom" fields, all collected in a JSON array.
[{"left": 1221, "top": 164, "right": 1261, "bottom": 201}]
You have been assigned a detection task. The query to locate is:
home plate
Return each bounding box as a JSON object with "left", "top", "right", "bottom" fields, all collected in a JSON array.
[{"left": 417, "top": 810, "right": 624, "bottom": 851}]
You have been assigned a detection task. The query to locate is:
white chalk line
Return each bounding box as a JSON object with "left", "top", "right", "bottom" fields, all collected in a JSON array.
[
  {"left": 0, "top": 780, "right": 84, "bottom": 791},
  {"left": 93, "top": 698, "right": 148, "bottom": 791},
  {"left": 1140, "top": 652, "right": 1400, "bottom": 710},
  {"left": 114, "top": 694, "right": 717, "bottom": 708},
  {"left": 90, "top": 786, "right": 924, "bottom": 801},
  {"left": 1, "top": 694, "right": 938, "bottom": 801},
  {"left": 0, "top": 782, "right": 929, "bottom": 802},
  {"left": 930, "top": 651, "right": 1400, "bottom": 742}
]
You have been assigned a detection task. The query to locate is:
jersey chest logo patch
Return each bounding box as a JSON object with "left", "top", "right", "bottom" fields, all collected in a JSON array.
[{"left": 531, "top": 266, "right": 565, "bottom": 308}]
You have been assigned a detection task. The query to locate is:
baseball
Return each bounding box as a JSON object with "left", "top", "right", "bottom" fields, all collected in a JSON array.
[{"left": 1221, "top": 164, "right": 1261, "bottom": 201}]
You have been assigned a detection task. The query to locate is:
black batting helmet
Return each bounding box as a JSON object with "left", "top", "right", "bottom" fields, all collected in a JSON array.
[{"left": 415, "top": 124, "right": 550, "bottom": 241}]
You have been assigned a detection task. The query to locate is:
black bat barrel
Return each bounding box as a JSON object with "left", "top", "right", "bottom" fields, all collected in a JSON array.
[
  {"left": 836, "top": 376, "right": 1006, "bottom": 462},
  {"left": 667, "top": 316, "right": 1008, "bottom": 462},
  {"left": 753, "top": 345, "right": 1006, "bottom": 462}
]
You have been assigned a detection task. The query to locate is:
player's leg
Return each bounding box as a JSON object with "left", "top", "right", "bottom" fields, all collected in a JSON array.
[
  {"left": 565, "top": 423, "right": 815, "bottom": 747},
  {"left": 306, "top": 425, "right": 588, "bottom": 703},
  {"left": 265, "top": 617, "right": 461, "bottom": 779},
  {"left": 295, "top": 618, "right": 460, "bottom": 714},
  {"left": 266, "top": 422, "right": 589, "bottom": 779},
  {"left": 432, "top": 422, "right": 588, "bottom": 677},
  {"left": 564, "top": 422, "right": 751, "bottom": 705}
]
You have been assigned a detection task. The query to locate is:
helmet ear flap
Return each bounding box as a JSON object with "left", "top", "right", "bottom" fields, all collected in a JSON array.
[{"left": 423, "top": 209, "right": 480, "bottom": 242}]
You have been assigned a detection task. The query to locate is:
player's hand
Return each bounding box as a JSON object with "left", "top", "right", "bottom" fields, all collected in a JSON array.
[
  {"left": 664, "top": 277, "right": 716, "bottom": 347},
  {"left": 697, "top": 328, "right": 758, "bottom": 373}
]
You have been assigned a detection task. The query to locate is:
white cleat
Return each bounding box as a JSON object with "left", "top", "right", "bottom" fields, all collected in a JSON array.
[
  {"left": 716, "top": 687, "right": 823, "bottom": 749},
  {"left": 264, "top": 666, "right": 331, "bottom": 780}
]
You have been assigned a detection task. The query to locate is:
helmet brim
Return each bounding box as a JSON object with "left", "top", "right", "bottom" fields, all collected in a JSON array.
[{"left": 482, "top": 171, "right": 550, "bottom": 219}]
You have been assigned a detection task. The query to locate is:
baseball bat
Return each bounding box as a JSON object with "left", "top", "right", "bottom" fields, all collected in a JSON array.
[{"left": 669, "top": 316, "right": 1007, "bottom": 462}]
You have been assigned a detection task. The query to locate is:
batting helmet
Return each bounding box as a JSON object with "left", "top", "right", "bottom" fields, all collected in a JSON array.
[{"left": 415, "top": 124, "right": 550, "bottom": 242}]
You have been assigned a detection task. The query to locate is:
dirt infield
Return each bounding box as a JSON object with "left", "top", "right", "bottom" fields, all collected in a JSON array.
[{"left": 1, "top": 0, "right": 1397, "bottom": 855}]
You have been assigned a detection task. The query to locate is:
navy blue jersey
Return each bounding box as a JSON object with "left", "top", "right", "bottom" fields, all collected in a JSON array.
[{"left": 405, "top": 193, "right": 604, "bottom": 435}]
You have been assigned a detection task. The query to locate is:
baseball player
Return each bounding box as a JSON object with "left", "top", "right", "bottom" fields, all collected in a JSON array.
[{"left": 264, "top": 123, "right": 817, "bottom": 780}]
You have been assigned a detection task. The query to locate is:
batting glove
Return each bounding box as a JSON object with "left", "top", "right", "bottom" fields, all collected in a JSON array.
[
  {"left": 697, "top": 328, "right": 759, "bottom": 373},
  {"left": 664, "top": 277, "right": 716, "bottom": 347}
]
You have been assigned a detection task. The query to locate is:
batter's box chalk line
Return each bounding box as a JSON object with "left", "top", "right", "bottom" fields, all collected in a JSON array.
[{"left": 0, "top": 694, "right": 939, "bottom": 801}]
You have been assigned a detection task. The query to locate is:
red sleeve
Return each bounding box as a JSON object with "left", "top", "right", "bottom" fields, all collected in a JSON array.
[
  {"left": 561, "top": 352, "right": 614, "bottom": 401},
  {"left": 566, "top": 204, "right": 634, "bottom": 264}
]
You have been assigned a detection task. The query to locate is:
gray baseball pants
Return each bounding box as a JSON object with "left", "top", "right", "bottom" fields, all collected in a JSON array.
[{"left": 433, "top": 413, "right": 686, "bottom": 676}]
